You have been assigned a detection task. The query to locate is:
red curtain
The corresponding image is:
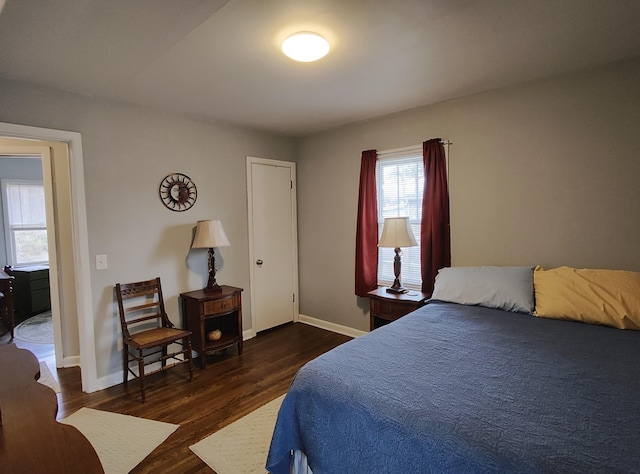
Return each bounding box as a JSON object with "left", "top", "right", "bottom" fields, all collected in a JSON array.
[
  {"left": 421, "top": 139, "right": 451, "bottom": 294},
  {"left": 355, "top": 150, "right": 378, "bottom": 297}
]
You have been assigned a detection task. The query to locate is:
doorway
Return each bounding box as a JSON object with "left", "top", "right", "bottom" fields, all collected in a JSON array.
[
  {"left": 0, "top": 157, "right": 55, "bottom": 363},
  {"left": 0, "top": 122, "right": 97, "bottom": 393},
  {"left": 246, "top": 157, "right": 299, "bottom": 333}
]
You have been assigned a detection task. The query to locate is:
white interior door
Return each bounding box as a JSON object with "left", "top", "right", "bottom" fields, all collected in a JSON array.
[{"left": 247, "top": 157, "right": 298, "bottom": 333}]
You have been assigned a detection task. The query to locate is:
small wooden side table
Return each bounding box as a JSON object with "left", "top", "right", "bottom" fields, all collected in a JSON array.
[
  {"left": 180, "top": 285, "right": 243, "bottom": 369},
  {"left": 367, "top": 287, "right": 430, "bottom": 331}
]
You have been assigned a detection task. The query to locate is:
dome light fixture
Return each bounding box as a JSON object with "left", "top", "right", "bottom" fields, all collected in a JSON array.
[{"left": 281, "top": 32, "right": 330, "bottom": 62}]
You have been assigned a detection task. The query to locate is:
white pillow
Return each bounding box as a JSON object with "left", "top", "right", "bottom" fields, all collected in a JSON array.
[{"left": 432, "top": 266, "right": 535, "bottom": 313}]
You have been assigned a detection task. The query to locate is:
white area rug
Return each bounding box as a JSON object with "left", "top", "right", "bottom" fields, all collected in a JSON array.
[
  {"left": 190, "top": 395, "right": 285, "bottom": 474},
  {"left": 14, "top": 311, "right": 53, "bottom": 344},
  {"left": 60, "top": 407, "right": 179, "bottom": 474},
  {"left": 38, "top": 360, "right": 60, "bottom": 393}
]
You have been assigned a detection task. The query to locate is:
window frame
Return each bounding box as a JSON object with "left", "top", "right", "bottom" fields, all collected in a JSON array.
[
  {"left": 1, "top": 178, "right": 49, "bottom": 267},
  {"left": 376, "top": 146, "right": 424, "bottom": 290}
]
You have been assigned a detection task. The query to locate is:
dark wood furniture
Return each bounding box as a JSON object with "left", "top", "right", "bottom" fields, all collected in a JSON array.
[
  {"left": 368, "top": 286, "right": 430, "bottom": 330},
  {"left": 0, "top": 343, "right": 103, "bottom": 472},
  {"left": 180, "top": 285, "right": 243, "bottom": 369},
  {"left": 11, "top": 265, "right": 51, "bottom": 316},
  {"left": 115, "top": 277, "right": 194, "bottom": 402},
  {"left": 0, "top": 270, "right": 15, "bottom": 338}
]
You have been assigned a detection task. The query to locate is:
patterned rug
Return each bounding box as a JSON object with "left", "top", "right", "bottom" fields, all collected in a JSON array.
[
  {"left": 14, "top": 311, "right": 53, "bottom": 344},
  {"left": 190, "top": 395, "right": 284, "bottom": 474},
  {"left": 60, "top": 408, "right": 179, "bottom": 474}
]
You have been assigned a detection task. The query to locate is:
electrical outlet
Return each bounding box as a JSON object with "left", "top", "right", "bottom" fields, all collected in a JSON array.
[{"left": 95, "top": 254, "right": 108, "bottom": 270}]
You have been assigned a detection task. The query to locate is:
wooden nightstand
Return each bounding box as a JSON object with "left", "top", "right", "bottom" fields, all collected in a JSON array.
[
  {"left": 367, "top": 287, "right": 430, "bottom": 331},
  {"left": 180, "top": 285, "right": 243, "bottom": 368}
]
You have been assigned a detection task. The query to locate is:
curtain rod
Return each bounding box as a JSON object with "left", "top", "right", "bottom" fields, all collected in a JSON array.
[{"left": 379, "top": 140, "right": 452, "bottom": 156}]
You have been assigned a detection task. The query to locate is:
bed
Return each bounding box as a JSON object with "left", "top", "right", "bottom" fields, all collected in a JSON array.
[{"left": 266, "top": 266, "right": 640, "bottom": 473}]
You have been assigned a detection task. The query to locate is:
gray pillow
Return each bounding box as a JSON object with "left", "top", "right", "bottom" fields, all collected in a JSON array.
[{"left": 432, "top": 266, "right": 535, "bottom": 313}]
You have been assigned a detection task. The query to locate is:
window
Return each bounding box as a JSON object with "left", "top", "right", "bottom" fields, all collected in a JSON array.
[
  {"left": 376, "top": 147, "right": 423, "bottom": 289},
  {"left": 2, "top": 179, "right": 49, "bottom": 266}
]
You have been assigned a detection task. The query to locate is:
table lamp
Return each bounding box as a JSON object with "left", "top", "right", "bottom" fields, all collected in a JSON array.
[
  {"left": 378, "top": 217, "right": 417, "bottom": 294},
  {"left": 192, "top": 220, "right": 231, "bottom": 292}
]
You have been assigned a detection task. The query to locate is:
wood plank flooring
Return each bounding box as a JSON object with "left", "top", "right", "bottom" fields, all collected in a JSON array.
[{"left": 0, "top": 322, "right": 351, "bottom": 473}]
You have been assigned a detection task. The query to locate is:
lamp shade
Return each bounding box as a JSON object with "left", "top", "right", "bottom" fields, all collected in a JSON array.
[
  {"left": 379, "top": 217, "right": 417, "bottom": 248},
  {"left": 192, "top": 220, "right": 231, "bottom": 249}
]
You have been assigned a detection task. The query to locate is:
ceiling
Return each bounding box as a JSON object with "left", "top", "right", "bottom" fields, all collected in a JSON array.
[{"left": 1, "top": 0, "right": 639, "bottom": 137}]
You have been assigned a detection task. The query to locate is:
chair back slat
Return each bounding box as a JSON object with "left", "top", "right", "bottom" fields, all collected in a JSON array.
[{"left": 124, "top": 301, "right": 162, "bottom": 314}]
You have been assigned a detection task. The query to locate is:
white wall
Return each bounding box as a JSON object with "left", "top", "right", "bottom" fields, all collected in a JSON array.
[
  {"left": 0, "top": 78, "right": 295, "bottom": 380},
  {"left": 296, "top": 58, "right": 640, "bottom": 332}
]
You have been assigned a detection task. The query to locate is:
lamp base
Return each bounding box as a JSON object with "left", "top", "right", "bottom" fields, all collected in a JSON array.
[
  {"left": 204, "top": 248, "right": 223, "bottom": 292},
  {"left": 386, "top": 286, "right": 409, "bottom": 294}
]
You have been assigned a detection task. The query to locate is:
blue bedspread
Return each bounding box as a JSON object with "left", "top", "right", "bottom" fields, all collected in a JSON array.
[{"left": 266, "top": 301, "right": 640, "bottom": 473}]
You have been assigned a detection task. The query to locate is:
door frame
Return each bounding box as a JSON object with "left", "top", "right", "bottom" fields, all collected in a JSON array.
[
  {"left": 0, "top": 122, "right": 97, "bottom": 393},
  {"left": 246, "top": 156, "right": 299, "bottom": 336}
]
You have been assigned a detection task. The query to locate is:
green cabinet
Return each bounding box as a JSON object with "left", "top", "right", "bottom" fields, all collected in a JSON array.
[{"left": 12, "top": 265, "right": 51, "bottom": 316}]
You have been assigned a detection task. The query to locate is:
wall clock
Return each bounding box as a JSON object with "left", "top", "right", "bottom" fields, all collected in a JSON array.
[{"left": 159, "top": 173, "right": 197, "bottom": 211}]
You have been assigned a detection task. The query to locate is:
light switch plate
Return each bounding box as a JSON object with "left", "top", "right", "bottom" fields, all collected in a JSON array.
[{"left": 95, "top": 254, "right": 107, "bottom": 270}]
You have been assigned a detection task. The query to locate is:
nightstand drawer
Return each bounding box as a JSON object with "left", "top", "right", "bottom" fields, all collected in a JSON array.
[
  {"left": 367, "top": 287, "right": 430, "bottom": 331},
  {"left": 371, "top": 299, "right": 409, "bottom": 319},
  {"left": 203, "top": 295, "right": 236, "bottom": 316}
]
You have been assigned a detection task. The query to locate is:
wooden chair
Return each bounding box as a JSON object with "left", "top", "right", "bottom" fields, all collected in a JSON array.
[{"left": 115, "top": 277, "right": 194, "bottom": 402}]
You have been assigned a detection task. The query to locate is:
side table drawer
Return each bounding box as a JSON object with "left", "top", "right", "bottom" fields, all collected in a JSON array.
[
  {"left": 203, "top": 295, "right": 236, "bottom": 316},
  {"left": 372, "top": 299, "right": 411, "bottom": 320}
]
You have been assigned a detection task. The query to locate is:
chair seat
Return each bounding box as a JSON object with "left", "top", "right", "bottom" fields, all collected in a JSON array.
[{"left": 127, "top": 327, "right": 192, "bottom": 349}]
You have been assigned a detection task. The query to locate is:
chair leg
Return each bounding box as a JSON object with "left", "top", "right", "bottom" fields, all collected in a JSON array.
[
  {"left": 123, "top": 345, "right": 128, "bottom": 386},
  {"left": 138, "top": 349, "right": 146, "bottom": 403},
  {"left": 185, "top": 337, "right": 194, "bottom": 382}
]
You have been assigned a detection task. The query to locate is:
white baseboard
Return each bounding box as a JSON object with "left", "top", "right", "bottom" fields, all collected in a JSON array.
[
  {"left": 297, "top": 314, "right": 366, "bottom": 338},
  {"left": 98, "top": 371, "right": 124, "bottom": 391},
  {"left": 62, "top": 355, "right": 81, "bottom": 368}
]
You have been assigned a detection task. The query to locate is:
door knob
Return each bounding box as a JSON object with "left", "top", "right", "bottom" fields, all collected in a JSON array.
[{"left": 256, "top": 259, "right": 263, "bottom": 266}]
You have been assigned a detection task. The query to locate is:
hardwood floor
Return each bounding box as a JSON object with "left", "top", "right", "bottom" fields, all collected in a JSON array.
[{"left": 1, "top": 322, "right": 351, "bottom": 473}]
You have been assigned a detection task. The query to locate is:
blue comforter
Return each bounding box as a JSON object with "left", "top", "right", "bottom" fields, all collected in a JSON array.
[{"left": 266, "top": 301, "right": 640, "bottom": 473}]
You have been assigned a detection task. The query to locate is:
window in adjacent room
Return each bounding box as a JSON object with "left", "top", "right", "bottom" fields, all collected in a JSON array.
[
  {"left": 1, "top": 179, "right": 49, "bottom": 266},
  {"left": 376, "top": 146, "right": 423, "bottom": 289}
]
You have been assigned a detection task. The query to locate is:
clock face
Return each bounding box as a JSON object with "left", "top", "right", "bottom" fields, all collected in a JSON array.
[{"left": 159, "top": 173, "right": 197, "bottom": 211}]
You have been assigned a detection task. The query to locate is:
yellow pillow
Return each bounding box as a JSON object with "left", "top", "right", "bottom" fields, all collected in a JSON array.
[{"left": 534, "top": 266, "right": 640, "bottom": 330}]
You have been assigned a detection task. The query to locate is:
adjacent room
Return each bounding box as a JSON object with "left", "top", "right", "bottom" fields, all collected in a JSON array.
[{"left": 1, "top": 0, "right": 640, "bottom": 472}]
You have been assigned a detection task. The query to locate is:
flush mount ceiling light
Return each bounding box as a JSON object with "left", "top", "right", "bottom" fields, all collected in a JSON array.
[{"left": 281, "top": 32, "right": 330, "bottom": 62}]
